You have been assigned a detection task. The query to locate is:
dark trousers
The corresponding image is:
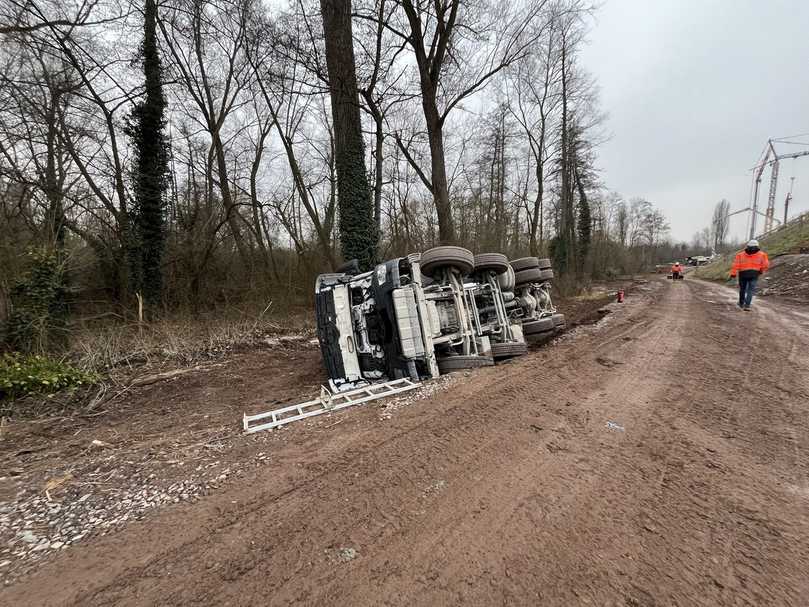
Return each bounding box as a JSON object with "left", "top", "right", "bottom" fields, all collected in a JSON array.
[{"left": 738, "top": 275, "right": 758, "bottom": 307}]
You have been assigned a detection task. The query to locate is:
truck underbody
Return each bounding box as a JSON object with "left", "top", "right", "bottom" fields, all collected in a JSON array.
[{"left": 315, "top": 248, "right": 564, "bottom": 389}]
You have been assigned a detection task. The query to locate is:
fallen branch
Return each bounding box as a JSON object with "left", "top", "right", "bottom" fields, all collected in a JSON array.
[{"left": 130, "top": 366, "right": 204, "bottom": 387}]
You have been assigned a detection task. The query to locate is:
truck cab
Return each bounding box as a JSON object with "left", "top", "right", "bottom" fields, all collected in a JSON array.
[{"left": 315, "top": 254, "right": 439, "bottom": 391}]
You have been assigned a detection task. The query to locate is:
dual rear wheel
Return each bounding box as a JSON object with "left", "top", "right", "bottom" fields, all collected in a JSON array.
[{"left": 510, "top": 257, "right": 554, "bottom": 287}]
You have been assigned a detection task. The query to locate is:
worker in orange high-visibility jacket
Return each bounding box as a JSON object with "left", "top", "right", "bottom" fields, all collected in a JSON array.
[
  {"left": 671, "top": 262, "right": 683, "bottom": 279},
  {"left": 729, "top": 239, "right": 769, "bottom": 311}
]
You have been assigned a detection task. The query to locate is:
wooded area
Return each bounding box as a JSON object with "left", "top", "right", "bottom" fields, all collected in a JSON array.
[{"left": 1, "top": 0, "right": 683, "bottom": 355}]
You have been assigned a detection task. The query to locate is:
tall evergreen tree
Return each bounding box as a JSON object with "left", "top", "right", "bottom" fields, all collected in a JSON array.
[
  {"left": 126, "top": 0, "right": 169, "bottom": 309},
  {"left": 320, "top": 0, "right": 377, "bottom": 270}
]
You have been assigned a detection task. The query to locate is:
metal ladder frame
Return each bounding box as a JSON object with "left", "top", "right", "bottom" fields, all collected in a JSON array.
[{"left": 243, "top": 378, "right": 421, "bottom": 434}]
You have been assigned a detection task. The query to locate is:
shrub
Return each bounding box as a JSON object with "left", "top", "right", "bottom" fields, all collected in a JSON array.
[
  {"left": 0, "top": 353, "right": 98, "bottom": 401},
  {"left": 3, "top": 249, "right": 69, "bottom": 352}
]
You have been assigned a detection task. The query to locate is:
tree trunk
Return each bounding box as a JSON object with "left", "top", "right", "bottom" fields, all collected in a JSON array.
[
  {"left": 43, "top": 105, "right": 66, "bottom": 250},
  {"left": 249, "top": 121, "right": 275, "bottom": 283},
  {"left": 421, "top": 86, "right": 455, "bottom": 244},
  {"left": 128, "top": 0, "right": 170, "bottom": 310},
  {"left": 212, "top": 133, "right": 250, "bottom": 266},
  {"left": 529, "top": 118, "right": 547, "bottom": 257},
  {"left": 557, "top": 35, "right": 576, "bottom": 275},
  {"left": 575, "top": 166, "right": 591, "bottom": 275},
  {"left": 530, "top": 159, "right": 545, "bottom": 256},
  {"left": 373, "top": 115, "right": 384, "bottom": 232},
  {"left": 320, "top": 0, "right": 377, "bottom": 270}
]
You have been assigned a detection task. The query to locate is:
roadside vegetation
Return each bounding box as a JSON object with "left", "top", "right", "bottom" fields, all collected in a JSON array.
[{"left": 0, "top": 353, "right": 97, "bottom": 401}]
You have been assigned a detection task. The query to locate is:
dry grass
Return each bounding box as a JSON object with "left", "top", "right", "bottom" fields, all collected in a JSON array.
[{"left": 67, "top": 303, "right": 314, "bottom": 373}]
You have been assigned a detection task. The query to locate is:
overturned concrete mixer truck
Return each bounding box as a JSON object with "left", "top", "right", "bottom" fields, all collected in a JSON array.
[{"left": 314, "top": 246, "right": 564, "bottom": 391}]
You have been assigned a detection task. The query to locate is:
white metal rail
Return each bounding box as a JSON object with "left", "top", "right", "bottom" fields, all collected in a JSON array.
[{"left": 243, "top": 378, "right": 420, "bottom": 434}]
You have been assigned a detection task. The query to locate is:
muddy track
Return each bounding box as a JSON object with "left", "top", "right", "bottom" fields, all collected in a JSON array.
[{"left": 4, "top": 278, "right": 809, "bottom": 606}]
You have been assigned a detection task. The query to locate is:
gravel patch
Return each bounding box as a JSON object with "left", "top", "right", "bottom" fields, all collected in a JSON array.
[
  {"left": 377, "top": 374, "right": 458, "bottom": 420},
  {"left": 0, "top": 432, "right": 280, "bottom": 587}
]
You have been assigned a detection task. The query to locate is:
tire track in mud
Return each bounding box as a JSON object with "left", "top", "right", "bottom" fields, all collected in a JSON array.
[
  {"left": 311, "top": 298, "right": 681, "bottom": 606},
  {"left": 625, "top": 279, "right": 809, "bottom": 606}
]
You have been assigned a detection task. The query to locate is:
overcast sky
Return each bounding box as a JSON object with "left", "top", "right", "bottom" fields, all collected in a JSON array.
[{"left": 581, "top": 0, "right": 809, "bottom": 243}]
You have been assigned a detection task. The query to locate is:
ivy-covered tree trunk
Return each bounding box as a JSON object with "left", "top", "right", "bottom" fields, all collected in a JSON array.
[
  {"left": 127, "top": 0, "right": 169, "bottom": 309},
  {"left": 575, "top": 167, "right": 591, "bottom": 274},
  {"left": 319, "top": 0, "right": 378, "bottom": 270}
]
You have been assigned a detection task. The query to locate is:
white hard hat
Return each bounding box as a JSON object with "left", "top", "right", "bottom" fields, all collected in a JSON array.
[{"left": 747, "top": 239, "right": 759, "bottom": 247}]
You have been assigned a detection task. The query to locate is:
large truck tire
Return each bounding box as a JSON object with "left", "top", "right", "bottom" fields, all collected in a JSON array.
[
  {"left": 420, "top": 246, "right": 475, "bottom": 279},
  {"left": 474, "top": 253, "right": 510, "bottom": 274},
  {"left": 510, "top": 257, "right": 540, "bottom": 272},
  {"left": 522, "top": 317, "right": 556, "bottom": 334},
  {"left": 514, "top": 267, "right": 543, "bottom": 286},
  {"left": 526, "top": 329, "right": 556, "bottom": 345},
  {"left": 491, "top": 341, "right": 529, "bottom": 360},
  {"left": 498, "top": 266, "right": 516, "bottom": 292},
  {"left": 436, "top": 354, "right": 495, "bottom": 374}
]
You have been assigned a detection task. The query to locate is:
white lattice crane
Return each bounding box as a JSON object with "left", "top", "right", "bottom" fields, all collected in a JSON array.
[{"left": 749, "top": 137, "right": 809, "bottom": 239}]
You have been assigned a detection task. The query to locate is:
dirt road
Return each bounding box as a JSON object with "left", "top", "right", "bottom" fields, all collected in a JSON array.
[{"left": 4, "top": 278, "right": 809, "bottom": 606}]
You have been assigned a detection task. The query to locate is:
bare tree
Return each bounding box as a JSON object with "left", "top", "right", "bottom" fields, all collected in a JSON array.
[
  {"left": 0, "top": 35, "right": 80, "bottom": 249},
  {"left": 47, "top": 11, "right": 143, "bottom": 297},
  {"left": 711, "top": 198, "right": 730, "bottom": 252},
  {"left": 614, "top": 196, "right": 628, "bottom": 246},
  {"left": 506, "top": 20, "right": 562, "bottom": 255},
  {"left": 0, "top": 0, "right": 126, "bottom": 35},
  {"left": 360, "top": 0, "right": 549, "bottom": 243},
  {"left": 244, "top": 6, "right": 338, "bottom": 268},
  {"left": 553, "top": 1, "right": 599, "bottom": 275},
  {"left": 157, "top": 0, "right": 252, "bottom": 265},
  {"left": 353, "top": 0, "right": 412, "bottom": 233}
]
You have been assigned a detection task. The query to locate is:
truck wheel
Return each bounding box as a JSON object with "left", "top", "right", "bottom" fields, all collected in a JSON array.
[
  {"left": 510, "top": 257, "right": 539, "bottom": 272},
  {"left": 474, "top": 253, "right": 510, "bottom": 274},
  {"left": 491, "top": 341, "right": 528, "bottom": 360},
  {"left": 552, "top": 313, "right": 566, "bottom": 328},
  {"left": 514, "top": 267, "right": 543, "bottom": 286},
  {"left": 537, "top": 258, "right": 552, "bottom": 270},
  {"left": 539, "top": 269, "right": 554, "bottom": 281},
  {"left": 421, "top": 246, "right": 475, "bottom": 279},
  {"left": 526, "top": 329, "right": 556, "bottom": 345},
  {"left": 522, "top": 317, "right": 555, "bottom": 334},
  {"left": 498, "top": 265, "right": 516, "bottom": 292},
  {"left": 437, "top": 354, "right": 495, "bottom": 374}
]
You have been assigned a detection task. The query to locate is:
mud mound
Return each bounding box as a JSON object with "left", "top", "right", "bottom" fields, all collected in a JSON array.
[{"left": 759, "top": 254, "right": 809, "bottom": 303}]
